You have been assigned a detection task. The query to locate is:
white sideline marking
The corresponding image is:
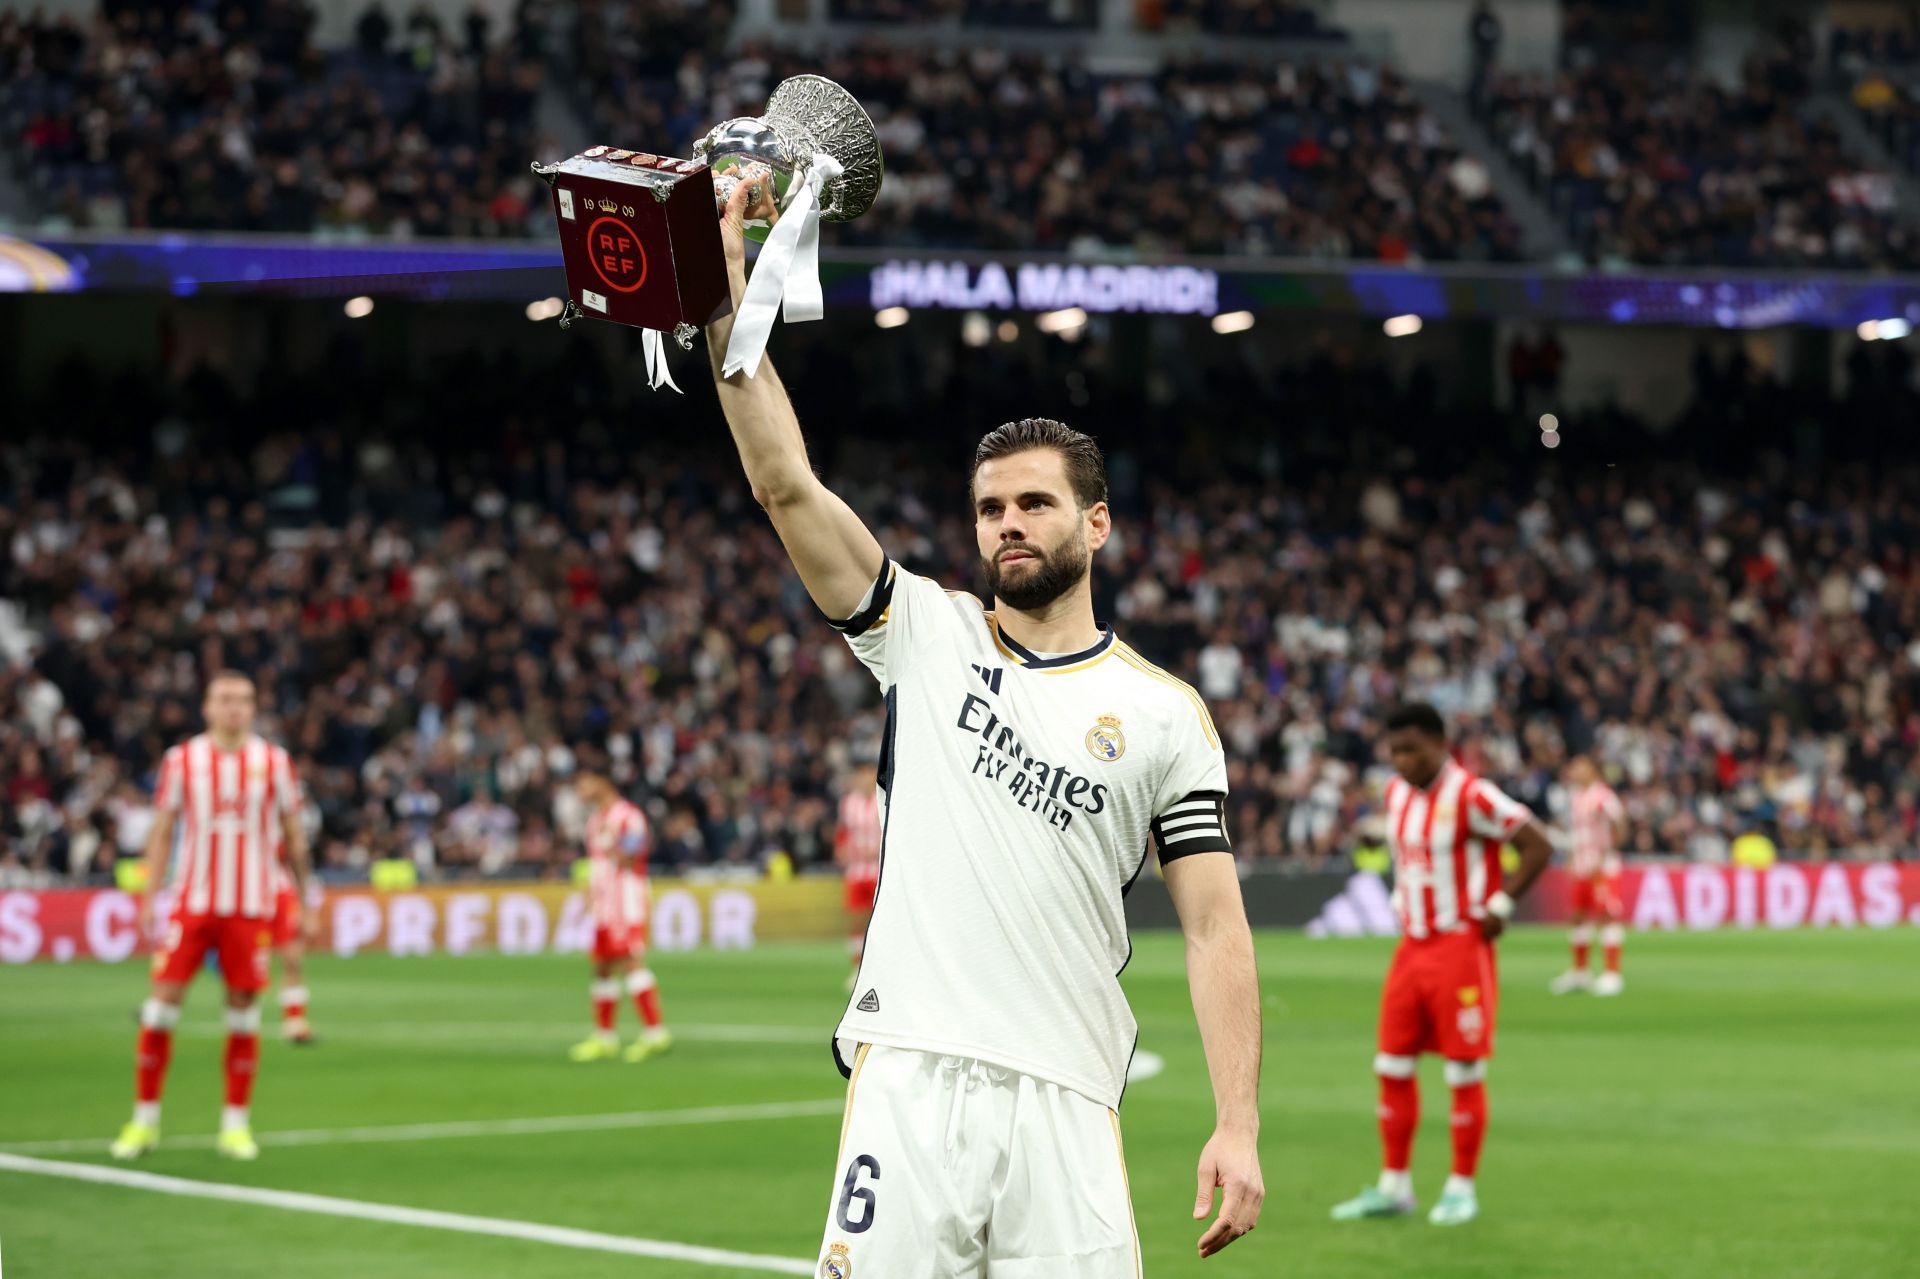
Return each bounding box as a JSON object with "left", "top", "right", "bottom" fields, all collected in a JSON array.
[
  {"left": 0, "top": 1153, "right": 813, "bottom": 1275},
  {"left": 0, "top": 1098, "right": 843, "bottom": 1156},
  {"left": 1126, "top": 1050, "right": 1165, "bottom": 1084}
]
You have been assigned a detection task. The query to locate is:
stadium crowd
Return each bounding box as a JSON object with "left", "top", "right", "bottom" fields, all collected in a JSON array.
[
  {"left": 4, "top": 0, "right": 1512, "bottom": 260},
  {"left": 1835, "top": 25, "right": 1920, "bottom": 183},
  {"left": 0, "top": 0, "right": 554, "bottom": 237},
  {"left": 13, "top": 3, "right": 1920, "bottom": 269},
  {"left": 3, "top": 326, "right": 1918, "bottom": 886},
  {"left": 567, "top": 36, "right": 1522, "bottom": 261},
  {"left": 1140, "top": 0, "right": 1344, "bottom": 40},
  {"left": 824, "top": 0, "right": 1098, "bottom": 30},
  {"left": 1829, "top": 23, "right": 1920, "bottom": 73},
  {"left": 1472, "top": 36, "right": 1920, "bottom": 270}
]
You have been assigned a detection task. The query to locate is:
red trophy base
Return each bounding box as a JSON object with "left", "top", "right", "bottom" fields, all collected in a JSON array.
[{"left": 535, "top": 147, "right": 732, "bottom": 337}]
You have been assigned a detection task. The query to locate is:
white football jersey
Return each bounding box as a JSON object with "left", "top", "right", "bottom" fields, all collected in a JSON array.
[{"left": 829, "top": 558, "right": 1231, "bottom": 1109}]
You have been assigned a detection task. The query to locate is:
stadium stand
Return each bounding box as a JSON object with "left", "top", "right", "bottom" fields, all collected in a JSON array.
[
  {"left": 1471, "top": 36, "right": 1920, "bottom": 269},
  {"left": 1829, "top": 22, "right": 1920, "bottom": 74},
  {"left": 826, "top": 0, "right": 1100, "bottom": 31},
  {"left": 4, "top": 332, "right": 1917, "bottom": 886},
  {"left": 1138, "top": 0, "right": 1346, "bottom": 41},
  {"left": 3, "top": 1, "right": 1511, "bottom": 260},
  {"left": 11, "top": 3, "right": 1920, "bottom": 270},
  {"left": 1833, "top": 20, "right": 1920, "bottom": 183},
  {"left": 0, "top": 0, "right": 552, "bottom": 236},
  {"left": 563, "top": 38, "right": 1523, "bottom": 260}
]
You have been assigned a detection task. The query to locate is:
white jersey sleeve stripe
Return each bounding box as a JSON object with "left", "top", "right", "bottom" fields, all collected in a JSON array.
[
  {"left": 1152, "top": 792, "right": 1230, "bottom": 862},
  {"left": 156, "top": 748, "right": 184, "bottom": 814},
  {"left": 258, "top": 741, "right": 278, "bottom": 916},
  {"left": 177, "top": 741, "right": 193, "bottom": 913},
  {"left": 1429, "top": 768, "right": 1463, "bottom": 931},
  {"left": 186, "top": 737, "right": 213, "bottom": 916}
]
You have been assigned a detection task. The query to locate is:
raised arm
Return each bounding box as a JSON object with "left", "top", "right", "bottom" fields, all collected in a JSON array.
[
  {"left": 705, "top": 175, "right": 883, "bottom": 620},
  {"left": 1164, "top": 851, "right": 1265, "bottom": 1259}
]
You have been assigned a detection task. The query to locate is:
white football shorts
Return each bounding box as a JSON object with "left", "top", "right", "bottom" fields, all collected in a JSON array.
[{"left": 816, "top": 1044, "right": 1141, "bottom": 1279}]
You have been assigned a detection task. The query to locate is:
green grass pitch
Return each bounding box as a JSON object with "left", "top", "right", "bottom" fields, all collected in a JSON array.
[{"left": 3, "top": 927, "right": 1917, "bottom": 1278}]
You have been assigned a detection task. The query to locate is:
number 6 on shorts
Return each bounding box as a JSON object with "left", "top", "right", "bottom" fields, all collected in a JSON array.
[{"left": 835, "top": 1154, "right": 880, "bottom": 1233}]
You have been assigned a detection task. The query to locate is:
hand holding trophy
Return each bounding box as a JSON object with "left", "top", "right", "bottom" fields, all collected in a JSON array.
[
  {"left": 712, "top": 160, "right": 782, "bottom": 305},
  {"left": 532, "top": 75, "right": 882, "bottom": 391}
]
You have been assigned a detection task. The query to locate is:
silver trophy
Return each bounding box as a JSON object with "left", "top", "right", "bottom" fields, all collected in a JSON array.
[
  {"left": 697, "top": 74, "right": 884, "bottom": 242},
  {"left": 695, "top": 74, "right": 886, "bottom": 380},
  {"left": 530, "top": 74, "right": 883, "bottom": 387}
]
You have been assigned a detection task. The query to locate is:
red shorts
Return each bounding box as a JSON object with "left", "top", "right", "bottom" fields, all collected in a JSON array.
[
  {"left": 844, "top": 869, "right": 878, "bottom": 914},
  {"left": 268, "top": 886, "right": 302, "bottom": 947},
  {"left": 1377, "top": 928, "right": 1499, "bottom": 1061},
  {"left": 1569, "top": 874, "right": 1623, "bottom": 920},
  {"left": 152, "top": 911, "right": 271, "bottom": 992},
  {"left": 591, "top": 920, "right": 647, "bottom": 964}
]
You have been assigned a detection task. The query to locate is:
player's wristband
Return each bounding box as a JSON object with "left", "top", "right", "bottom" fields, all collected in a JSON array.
[{"left": 1485, "top": 891, "right": 1516, "bottom": 921}]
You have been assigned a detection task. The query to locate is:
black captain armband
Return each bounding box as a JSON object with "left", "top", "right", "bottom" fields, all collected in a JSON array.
[
  {"left": 828, "top": 559, "right": 896, "bottom": 637},
  {"left": 1153, "top": 791, "right": 1232, "bottom": 863}
]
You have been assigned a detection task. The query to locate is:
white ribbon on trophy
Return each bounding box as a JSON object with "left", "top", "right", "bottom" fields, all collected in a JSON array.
[
  {"left": 721, "top": 151, "right": 845, "bottom": 380},
  {"left": 640, "top": 327, "right": 682, "bottom": 394}
]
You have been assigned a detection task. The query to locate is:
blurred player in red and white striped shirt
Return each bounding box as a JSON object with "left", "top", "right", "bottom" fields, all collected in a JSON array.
[
  {"left": 568, "top": 773, "right": 671, "bottom": 1064},
  {"left": 1332, "top": 704, "right": 1553, "bottom": 1229},
  {"left": 1552, "top": 756, "right": 1629, "bottom": 997},
  {"left": 110, "top": 671, "right": 312, "bottom": 1162},
  {"left": 834, "top": 759, "right": 882, "bottom": 987}
]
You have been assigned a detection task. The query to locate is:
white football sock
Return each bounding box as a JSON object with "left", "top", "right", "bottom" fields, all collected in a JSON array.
[
  {"left": 1443, "top": 1174, "right": 1476, "bottom": 1198},
  {"left": 140, "top": 999, "right": 181, "bottom": 1029},
  {"left": 1378, "top": 1169, "right": 1413, "bottom": 1199},
  {"left": 133, "top": 1101, "right": 161, "bottom": 1128},
  {"left": 221, "top": 1105, "right": 250, "bottom": 1133}
]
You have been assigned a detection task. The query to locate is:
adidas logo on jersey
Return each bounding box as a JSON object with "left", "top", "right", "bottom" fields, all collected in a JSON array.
[
  {"left": 969, "top": 663, "right": 1004, "bottom": 694},
  {"left": 1305, "top": 872, "right": 1401, "bottom": 938},
  {"left": 856, "top": 989, "right": 880, "bottom": 1013}
]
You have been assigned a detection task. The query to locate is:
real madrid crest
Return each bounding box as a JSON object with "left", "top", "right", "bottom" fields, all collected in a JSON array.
[
  {"left": 1085, "top": 713, "right": 1126, "bottom": 762},
  {"left": 820, "top": 1241, "right": 853, "bottom": 1279}
]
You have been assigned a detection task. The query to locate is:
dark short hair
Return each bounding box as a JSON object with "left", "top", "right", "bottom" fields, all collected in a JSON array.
[
  {"left": 1385, "top": 702, "right": 1446, "bottom": 739},
  {"left": 970, "top": 418, "right": 1107, "bottom": 510}
]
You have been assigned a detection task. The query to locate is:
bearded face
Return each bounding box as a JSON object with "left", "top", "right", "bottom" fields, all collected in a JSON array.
[
  {"left": 971, "top": 449, "right": 1106, "bottom": 614},
  {"left": 980, "top": 524, "right": 1092, "bottom": 611}
]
